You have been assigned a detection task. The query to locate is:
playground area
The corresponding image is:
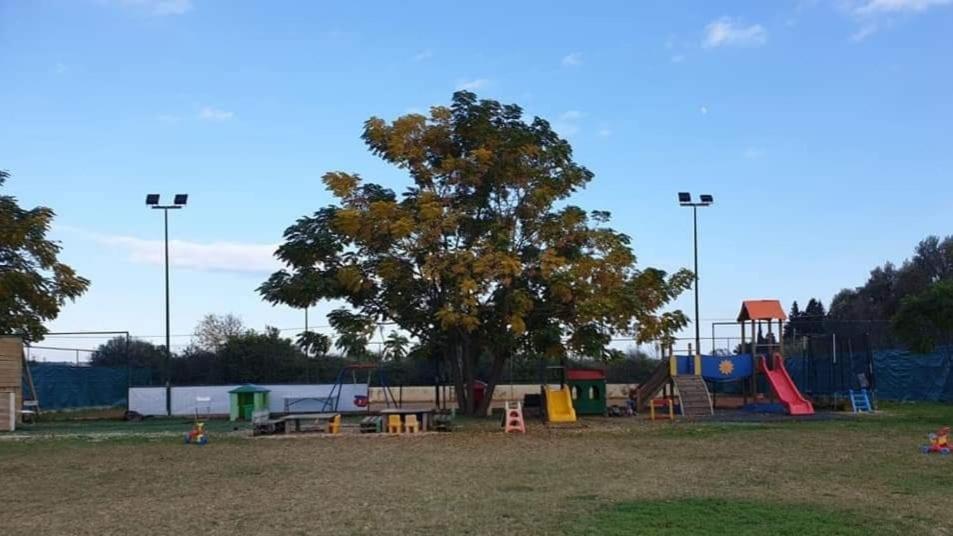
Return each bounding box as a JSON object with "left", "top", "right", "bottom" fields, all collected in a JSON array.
[
  {"left": 3, "top": 302, "right": 952, "bottom": 534},
  {"left": 2, "top": 403, "right": 952, "bottom": 535}
]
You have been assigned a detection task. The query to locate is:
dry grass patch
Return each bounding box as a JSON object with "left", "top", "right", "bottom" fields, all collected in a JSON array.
[{"left": 1, "top": 410, "right": 951, "bottom": 535}]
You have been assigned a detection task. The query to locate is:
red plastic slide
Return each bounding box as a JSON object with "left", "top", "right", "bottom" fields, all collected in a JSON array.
[{"left": 758, "top": 354, "right": 815, "bottom": 416}]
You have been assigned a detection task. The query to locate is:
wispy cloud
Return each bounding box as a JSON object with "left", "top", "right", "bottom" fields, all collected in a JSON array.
[
  {"left": 561, "top": 52, "right": 583, "bottom": 66},
  {"left": 846, "top": 0, "right": 951, "bottom": 40},
  {"left": 52, "top": 63, "right": 68, "bottom": 75},
  {"left": 597, "top": 123, "right": 612, "bottom": 137},
  {"left": 412, "top": 49, "right": 433, "bottom": 62},
  {"left": 699, "top": 105, "right": 709, "bottom": 115},
  {"left": 198, "top": 106, "right": 234, "bottom": 121},
  {"left": 850, "top": 24, "right": 879, "bottom": 41},
  {"left": 554, "top": 110, "right": 585, "bottom": 136},
  {"left": 743, "top": 146, "right": 764, "bottom": 159},
  {"left": 109, "top": 0, "right": 193, "bottom": 16},
  {"left": 59, "top": 226, "right": 278, "bottom": 274},
  {"left": 157, "top": 114, "right": 183, "bottom": 124},
  {"left": 455, "top": 78, "right": 489, "bottom": 91},
  {"left": 559, "top": 110, "right": 585, "bottom": 121},
  {"left": 665, "top": 35, "right": 690, "bottom": 63},
  {"left": 702, "top": 17, "right": 768, "bottom": 48},
  {"left": 854, "top": 0, "right": 951, "bottom": 14}
]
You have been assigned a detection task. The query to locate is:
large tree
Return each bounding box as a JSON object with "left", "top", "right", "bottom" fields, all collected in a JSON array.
[
  {"left": 260, "top": 92, "right": 692, "bottom": 415},
  {"left": 891, "top": 280, "right": 953, "bottom": 353},
  {"left": 830, "top": 235, "right": 953, "bottom": 323},
  {"left": 214, "top": 327, "right": 310, "bottom": 384},
  {"left": 90, "top": 336, "right": 166, "bottom": 384},
  {"left": 192, "top": 313, "right": 247, "bottom": 352},
  {"left": 0, "top": 170, "right": 90, "bottom": 341}
]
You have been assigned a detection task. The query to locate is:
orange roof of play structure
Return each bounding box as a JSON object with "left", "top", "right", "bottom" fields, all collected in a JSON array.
[{"left": 737, "top": 300, "right": 787, "bottom": 322}]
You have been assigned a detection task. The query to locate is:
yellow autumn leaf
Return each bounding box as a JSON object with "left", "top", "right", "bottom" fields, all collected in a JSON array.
[
  {"left": 333, "top": 208, "right": 362, "bottom": 237},
  {"left": 336, "top": 265, "right": 363, "bottom": 293},
  {"left": 509, "top": 315, "right": 526, "bottom": 335},
  {"left": 322, "top": 172, "right": 360, "bottom": 198}
]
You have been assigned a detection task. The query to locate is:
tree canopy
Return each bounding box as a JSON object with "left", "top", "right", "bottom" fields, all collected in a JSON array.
[
  {"left": 891, "top": 280, "right": 953, "bottom": 353},
  {"left": 783, "top": 298, "right": 826, "bottom": 340},
  {"left": 829, "top": 235, "right": 953, "bottom": 323},
  {"left": 90, "top": 337, "right": 165, "bottom": 369},
  {"left": 192, "top": 313, "right": 247, "bottom": 352},
  {"left": 260, "top": 92, "right": 692, "bottom": 414},
  {"left": 0, "top": 170, "right": 90, "bottom": 342}
]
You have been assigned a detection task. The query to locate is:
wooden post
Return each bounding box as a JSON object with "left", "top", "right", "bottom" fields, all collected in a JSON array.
[
  {"left": 693, "top": 344, "right": 702, "bottom": 377},
  {"left": 740, "top": 321, "right": 745, "bottom": 354},
  {"left": 668, "top": 343, "right": 677, "bottom": 377},
  {"left": 780, "top": 318, "right": 785, "bottom": 355},
  {"left": 750, "top": 319, "right": 758, "bottom": 399}
]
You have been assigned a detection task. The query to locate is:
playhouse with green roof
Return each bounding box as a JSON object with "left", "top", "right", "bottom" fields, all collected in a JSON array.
[{"left": 229, "top": 384, "right": 270, "bottom": 421}]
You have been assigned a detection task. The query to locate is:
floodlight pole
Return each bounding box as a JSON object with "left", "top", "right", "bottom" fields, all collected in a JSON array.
[
  {"left": 163, "top": 208, "right": 171, "bottom": 416},
  {"left": 678, "top": 193, "right": 713, "bottom": 357},
  {"left": 147, "top": 194, "right": 186, "bottom": 417},
  {"left": 692, "top": 204, "right": 700, "bottom": 357}
]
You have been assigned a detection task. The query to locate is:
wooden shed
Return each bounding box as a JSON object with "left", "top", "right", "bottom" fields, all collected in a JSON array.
[{"left": 0, "top": 336, "right": 24, "bottom": 431}]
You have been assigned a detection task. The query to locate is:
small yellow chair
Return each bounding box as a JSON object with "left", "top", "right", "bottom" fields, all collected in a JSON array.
[
  {"left": 327, "top": 414, "right": 341, "bottom": 434},
  {"left": 404, "top": 414, "right": 419, "bottom": 433},
  {"left": 387, "top": 414, "right": 402, "bottom": 434}
]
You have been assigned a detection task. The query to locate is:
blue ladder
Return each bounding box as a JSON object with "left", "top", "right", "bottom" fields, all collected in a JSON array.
[{"left": 849, "top": 389, "right": 873, "bottom": 413}]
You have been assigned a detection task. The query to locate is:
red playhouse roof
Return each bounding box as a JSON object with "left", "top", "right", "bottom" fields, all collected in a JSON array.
[
  {"left": 737, "top": 300, "right": 787, "bottom": 322},
  {"left": 567, "top": 368, "right": 606, "bottom": 381}
]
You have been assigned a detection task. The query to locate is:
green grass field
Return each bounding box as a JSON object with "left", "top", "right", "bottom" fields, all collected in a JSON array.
[{"left": 2, "top": 403, "right": 952, "bottom": 535}]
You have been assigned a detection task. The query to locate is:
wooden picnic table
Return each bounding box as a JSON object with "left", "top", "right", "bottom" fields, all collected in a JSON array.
[
  {"left": 379, "top": 408, "right": 435, "bottom": 432},
  {"left": 281, "top": 412, "right": 340, "bottom": 434}
]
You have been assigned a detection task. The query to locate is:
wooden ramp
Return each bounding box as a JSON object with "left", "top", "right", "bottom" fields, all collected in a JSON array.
[{"left": 673, "top": 375, "right": 713, "bottom": 418}]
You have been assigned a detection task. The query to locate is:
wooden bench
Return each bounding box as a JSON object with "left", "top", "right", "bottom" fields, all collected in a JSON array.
[
  {"left": 252, "top": 412, "right": 341, "bottom": 436},
  {"left": 280, "top": 413, "right": 340, "bottom": 435}
]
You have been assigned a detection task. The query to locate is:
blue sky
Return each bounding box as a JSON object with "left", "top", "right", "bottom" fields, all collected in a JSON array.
[{"left": 2, "top": 0, "right": 952, "bottom": 359}]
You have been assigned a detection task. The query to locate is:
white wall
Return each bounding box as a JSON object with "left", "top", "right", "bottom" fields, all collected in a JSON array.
[{"left": 129, "top": 383, "right": 369, "bottom": 416}]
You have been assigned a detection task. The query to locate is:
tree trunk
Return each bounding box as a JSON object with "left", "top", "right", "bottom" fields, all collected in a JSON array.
[
  {"left": 461, "top": 333, "right": 476, "bottom": 415},
  {"left": 475, "top": 351, "right": 507, "bottom": 417},
  {"left": 448, "top": 340, "right": 468, "bottom": 413}
]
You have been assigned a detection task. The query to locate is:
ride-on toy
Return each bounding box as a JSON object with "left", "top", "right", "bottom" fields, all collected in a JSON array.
[
  {"left": 920, "top": 426, "right": 950, "bottom": 455},
  {"left": 184, "top": 421, "right": 209, "bottom": 445}
]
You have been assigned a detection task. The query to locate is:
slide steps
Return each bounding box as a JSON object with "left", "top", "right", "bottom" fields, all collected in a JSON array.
[{"left": 673, "top": 375, "right": 714, "bottom": 418}]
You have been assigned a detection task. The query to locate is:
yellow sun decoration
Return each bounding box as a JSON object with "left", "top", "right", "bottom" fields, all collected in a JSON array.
[{"left": 719, "top": 359, "right": 735, "bottom": 376}]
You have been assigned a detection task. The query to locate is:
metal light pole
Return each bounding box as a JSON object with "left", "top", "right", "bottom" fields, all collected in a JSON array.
[
  {"left": 146, "top": 193, "right": 188, "bottom": 416},
  {"left": 678, "top": 192, "right": 713, "bottom": 356}
]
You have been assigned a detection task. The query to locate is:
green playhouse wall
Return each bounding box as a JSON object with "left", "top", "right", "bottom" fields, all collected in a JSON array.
[
  {"left": 228, "top": 387, "right": 270, "bottom": 421},
  {"left": 570, "top": 379, "right": 606, "bottom": 415}
]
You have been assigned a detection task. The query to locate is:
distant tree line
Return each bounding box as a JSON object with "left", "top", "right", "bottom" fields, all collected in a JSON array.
[
  {"left": 781, "top": 235, "right": 953, "bottom": 353},
  {"left": 89, "top": 314, "right": 661, "bottom": 386}
]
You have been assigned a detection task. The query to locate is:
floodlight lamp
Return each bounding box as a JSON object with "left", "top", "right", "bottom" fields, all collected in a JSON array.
[
  {"left": 678, "top": 192, "right": 691, "bottom": 204},
  {"left": 173, "top": 194, "right": 188, "bottom": 206},
  {"left": 699, "top": 194, "right": 714, "bottom": 205},
  {"left": 146, "top": 194, "right": 160, "bottom": 205}
]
